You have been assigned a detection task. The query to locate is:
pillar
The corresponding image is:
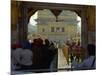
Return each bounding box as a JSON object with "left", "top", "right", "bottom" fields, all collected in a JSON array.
[
  {"left": 81, "top": 10, "right": 88, "bottom": 57},
  {"left": 18, "top": 4, "right": 28, "bottom": 43}
]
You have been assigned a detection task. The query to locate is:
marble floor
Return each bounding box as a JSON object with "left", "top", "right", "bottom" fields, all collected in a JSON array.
[{"left": 58, "top": 48, "right": 71, "bottom": 70}]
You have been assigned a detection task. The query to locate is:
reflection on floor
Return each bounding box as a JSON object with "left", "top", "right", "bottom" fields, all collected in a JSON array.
[{"left": 58, "top": 49, "right": 71, "bottom": 70}]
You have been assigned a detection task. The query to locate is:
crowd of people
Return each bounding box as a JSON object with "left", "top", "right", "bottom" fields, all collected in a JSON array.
[
  {"left": 61, "top": 40, "right": 84, "bottom": 64},
  {"left": 11, "top": 38, "right": 96, "bottom": 72},
  {"left": 11, "top": 38, "right": 58, "bottom": 72},
  {"left": 71, "top": 44, "right": 96, "bottom": 70},
  {"left": 60, "top": 40, "right": 96, "bottom": 70}
]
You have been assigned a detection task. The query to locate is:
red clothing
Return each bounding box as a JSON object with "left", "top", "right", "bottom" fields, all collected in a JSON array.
[{"left": 11, "top": 43, "right": 22, "bottom": 49}]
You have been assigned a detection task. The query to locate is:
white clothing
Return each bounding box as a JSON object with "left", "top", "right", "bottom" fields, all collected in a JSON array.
[
  {"left": 13, "top": 48, "right": 23, "bottom": 65},
  {"left": 20, "top": 49, "right": 33, "bottom": 66}
]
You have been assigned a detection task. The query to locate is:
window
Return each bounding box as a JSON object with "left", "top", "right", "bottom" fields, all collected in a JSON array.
[
  {"left": 56, "top": 27, "right": 60, "bottom": 32},
  {"left": 42, "top": 28, "right": 45, "bottom": 32},
  {"left": 62, "top": 27, "right": 65, "bottom": 32},
  {"left": 51, "top": 27, "right": 54, "bottom": 32}
]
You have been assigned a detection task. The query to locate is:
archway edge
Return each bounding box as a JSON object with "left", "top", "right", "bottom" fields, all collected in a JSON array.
[
  {"left": 20, "top": 1, "right": 91, "bottom": 19},
  {"left": 18, "top": 1, "right": 95, "bottom": 49}
]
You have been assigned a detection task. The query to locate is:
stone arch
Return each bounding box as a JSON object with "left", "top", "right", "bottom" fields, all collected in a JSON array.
[{"left": 12, "top": 1, "right": 95, "bottom": 50}]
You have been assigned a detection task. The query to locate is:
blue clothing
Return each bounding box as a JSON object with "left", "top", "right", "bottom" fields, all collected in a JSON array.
[
  {"left": 72, "top": 56, "right": 96, "bottom": 70},
  {"left": 21, "top": 41, "right": 32, "bottom": 50}
]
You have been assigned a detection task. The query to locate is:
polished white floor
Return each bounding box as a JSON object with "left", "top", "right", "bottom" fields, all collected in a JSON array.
[{"left": 58, "top": 48, "right": 71, "bottom": 69}]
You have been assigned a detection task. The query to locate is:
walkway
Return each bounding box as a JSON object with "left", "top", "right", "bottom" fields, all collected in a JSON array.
[{"left": 58, "top": 48, "right": 71, "bottom": 70}]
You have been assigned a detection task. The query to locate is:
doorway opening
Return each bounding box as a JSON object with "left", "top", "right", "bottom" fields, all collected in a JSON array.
[{"left": 27, "top": 9, "right": 81, "bottom": 70}]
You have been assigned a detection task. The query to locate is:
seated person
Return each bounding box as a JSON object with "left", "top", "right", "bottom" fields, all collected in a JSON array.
[{"left": 72, "top": 44, "right": 96, "bottom": 70}]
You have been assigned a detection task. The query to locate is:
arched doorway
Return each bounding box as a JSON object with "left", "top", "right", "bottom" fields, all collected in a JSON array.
[
  {"left": 27, "top": 9, "right": 82, "bottom": 70},
  {"left": 17, "top": 1, "right": 88, "bottom": 49}
]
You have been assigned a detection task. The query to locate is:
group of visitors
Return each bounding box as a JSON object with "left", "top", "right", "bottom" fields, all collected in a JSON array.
[
  {"left": 11, "top": 38, "right": 58, "bottom": 72},
  {"left": 72, "top": 44, "right": 96, "bottom": 70},
  {"left": 61, "top": 40, "right": 96, "bottom": 70},
  {"left": 11, "top": 38, "right": 96, "bottom": 71},
  {"left": 61, "top": 40, "right": 83, "bottom": 65}
]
